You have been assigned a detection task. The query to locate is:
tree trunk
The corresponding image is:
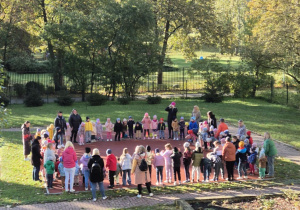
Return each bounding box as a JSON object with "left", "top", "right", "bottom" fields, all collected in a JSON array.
[
  {"left": 81, "top": 86, "right": 86, "bottom": 102},
  {"left": 90, "top": 53, "right": 95, "bottom": 93}
]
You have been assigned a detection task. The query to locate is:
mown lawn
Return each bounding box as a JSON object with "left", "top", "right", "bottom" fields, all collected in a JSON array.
[
  {"left": 0, "top": 131, "right": 299, "bottom": 206},
  {"left": 7, "top": 97, "right": 300, "bottom": 148}
]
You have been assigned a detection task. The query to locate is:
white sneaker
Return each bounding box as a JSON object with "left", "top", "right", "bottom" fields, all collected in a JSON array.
[
  {"left": 107, "top": 139, "right": 109, "bottom": 141},
  {"left": 24, "top": 158, "right": 30, "bottom": 161},
  {"left": 156, "top": 181, "right": 159, "bottom": 185},
  {"left": 168, "top": 180, "right": 172, "bottom": 183},
  {"left": 237, "top": 176, "right": 243, "bottom": 180},
  {"left": 61, "top": 144, "right": 65, "bottom": 147},
  {"left": 178, "top": 181, "right": 181, "bottom": 185},
  {"left": 176, "top": 138, "right": 179, "bottom": 140},
  {"left": 137, "top": 194, "right": 142, "bottom": 198},
  {"left": 160, "top": 182, "right": 162, "bottom": 185},
  {"left": 149, "top": 193, "right": 153, "bottom": 197},
  {"left": 93, "top": 198, "right": 97, "bottom": 202},
  {"left": 164, "top": 180, "right": 168, "bottom": 183},
  {"left": 174, "top": 181, "right": 177, "bottom": 186},
  {"left": 244, "top": 176, "right": 248, "bottom": 179},
  {"left": 85, "top": 188, "right": 88, "bottom": 191},
  {"left": 110, "top": 139, "right": 112, "bottom": 141},
  {"left": 173, "top": 138, "right": 176, "bottom": 140},
  {"left": 70, "top": 189, "right": 75, "bottom": 192},
  {"left": 102, "top": 196, "right": 107, "bottom": 200}
]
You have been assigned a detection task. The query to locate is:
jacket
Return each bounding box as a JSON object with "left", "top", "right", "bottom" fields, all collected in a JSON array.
[
  {"left": 158, "top": 122, "right": 165, "bottom": 130},
  {"left": 44, "top": 160, "right": 55, "bottom": 174},
  {"left": 161, "top": 150, "right": 173, "bottom": 165},
  {"left": 192, "top": 111, "right": 201, "bottom": 123},
  {"left": 75, "top": 162, "right": 80, "bottom": 176},
  {"left": 58, "top": 162, "right": 65, "bottom": 176},
  {"left": 88, "top": 155, "right": 104, "bottom": 183},
  {"left": 237, "top": 125, "right": 246, "bottom": 137},
  {"left": 248, "top": 151, "right": 257, "bottom": 164},
  {"left": 127, "top": 120, "right": 135, "bottom": 130},
  {"left": 96, "top": 123, "right": 103, "bottom": 134},
  {"left": 122, "top": 123, "right": 128, "bottom": 132},
  {"left": 78, "top": 125, "right": 85, "bottom": 136},
  {"left": 189, "top": 121, "right": 198, "bottom": 130},
  {"left": 120, "top": 153, "right": 132, "bottom": 170},
  {"left": 114, "top": 122, "right": 123, "bottom": 132},
  {"left": 191, "top": 150, "right": 203, "bottom": 167},
  {"left": 233, "top": 140, "right": 240, "bottom": 150},
  {"left": 259, "top": 156, "right": 267, "bottom": 168},
  {"left": 69, "top": 114, "right": 82, "bottom": 131},
  {"left": 85, "top": 121, "right": 93, "bottom": 132},
  {"left": 65, "top": 126, "right": 72, "bottom": 137},
  {"left": 183, "top": 150, "right": 192, "bottom": 165},
  {"left": 200, "top": 158, "right": 212, "bottom": 173},
  {"left": 62, "top": 146, "right": 77, "bottom": 168},
  {"left": 80, "top": 153, "right": 92, "bottom": 171},
  {"left": 142, "top": 117, "right": 151, "bottom": 129},
  {"left": 172, "top": 120, "right": 180, "bottom": 132},
  {"left": 208, "top": 117, "right": 217, "bottom": 129},
  {"left": 222, "top": 142, "right": 236, "bottom": 161},
  {"left": 31, "top": 139, "right": 42, "bottom": 167},
  {"left": 106, "top": 154, "right": 117, "bottom": 171},
  {"left": 153, "top": 154, "right": 165, "bottom": 167},
  {"left": 47, "top": 124, "right": 54, "bottom": 140},
  {"left": 105, "top": 121, "right": 114, "bottom": 132},
  {"left": 44, "top": 148, "right": 55, "bottom": 165},
  {"left": 165, "top": 106, "right": 178, "bottom": 123},
  {"left": 170, "top": 152, "right": 182, "bottom": 168},
  {"left": 236, "top": 147, "right": 248, "bottom": 163},
  {"left": 263, "top": 139, "right": 277, "bottom": 157},
  {"left": 134, "top": 122, "right": 143, "bottom": 132},
  {"left": 131, "top": 154, "right": 151, "bottom": 185},
  {"left": 151, "top": 120, "right": 158, "bottom": 131},
  {"left": 215, "top": 122, "right": 228, "bottom": 138},
  {"left": 179, "top": 121, "right": 185, "bottom": 130},
  {"left": 54, "top": 115, "right": 67, "bottom": 134}
]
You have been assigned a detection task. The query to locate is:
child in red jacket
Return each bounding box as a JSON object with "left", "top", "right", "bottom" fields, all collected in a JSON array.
[
  {"left": 246, "top": 131, "right": 253, "bottom": 146},
  {"left": 106, "top": 149, "right": 117, "bottom": 188}
]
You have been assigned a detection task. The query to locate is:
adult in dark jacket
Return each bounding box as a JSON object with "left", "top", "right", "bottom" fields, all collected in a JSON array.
[
  {"left": 170, "top": 147, "right": 182, "bottom": 185},
  {"left": 114, "top": 118, "right": 123, "bottom": 141},
  {"left": 31, "top": 136, "right": 43, "bottom": 181},
  {"left": 22, "top": 121, "right": 32, "bottom": 160},
  {"left": 88, "top": 148, "right": 107, "bottom": 201},
  {"left": 54, "top": 111, "right": 67, "bottom": 136},
  {"left": 165, "top": 102, "right": 178, "bottom": 139},
  {"left": 69, "top": 109, "right": 82, "bottom": 143},
  {"left": 207, "top": 111, "right": 217, "bottom": 129}
]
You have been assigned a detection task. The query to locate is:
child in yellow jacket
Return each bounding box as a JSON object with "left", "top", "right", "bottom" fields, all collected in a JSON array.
[
  {"left": 85, "top": 117, "right": 93, "bottom": 143},
  {"left": 47, "top": 124, "right": 55, "bottom": 140}
]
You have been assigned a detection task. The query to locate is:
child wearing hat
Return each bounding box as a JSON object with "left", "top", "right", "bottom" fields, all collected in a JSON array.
[
  {"left": 127, "top": 116, "right": 135, "bottom": 139},
  {"left": 80, "top": 147, "right": 92, "bottom": 190},
  {"left": 153, "top": 148, "right": 164, "bottom": 185},
  {"left": 142, "top": 113, "right": 151, "bottom": 140},
  {"left": 114, "top": 118, "right": 122, "bottom": 141},
  {"left": 106, "top": 149, "right": 117, "bottom": 188},
  {"left": 158, "top": 118, "right": 166, "bottom": 139},
  {"left": 134, "top": 122, "right": 143, "bottom": 139},
  {"left": 85, "top": 117, "right": 93, "bottom": 143},
  {"left": 151, "top": 115, "right": 159, "bottom": 139},
  {"left": 122, "top": 118, "right": 128, "bottom": 139},
  {"left": 179, "top": 117, "right": 185, "bottom": 140},
  {"left": 78, "top": 122, "right": 85, "bottom": 146},
  {"left": 105, "top": 118, "right": 114, "bottom": 141},
  {"left": 170, "top": 147, "right": 182, "bottom": 185},
  {"left": 172, "top": 118, "right": 180, "bottom": 140}
]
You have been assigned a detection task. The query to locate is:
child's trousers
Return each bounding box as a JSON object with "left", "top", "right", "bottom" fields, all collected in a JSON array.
[
  {"left": 136, "top": 130, "right": 142, "bottom": 139},
  {"left": 173, "top": 131, "right": 179, "bottom": 139},
  {"left": 74, "top": 175, "right": 79, "bottom": 184},
  {"left": 159, "top": 130, "right": 165, "bottom": 139},
  {"left": 173, "top": 166, "right": 181, "bottom": 181},
  {"left": 107, "top": 132, "right": 112, "bottom": 140},
  {"left": 203, "top": 165, "right": 211, "bottom": 181},
  {"left": 61, "top": 176, "right": 65, "bottom": 188},
  {"left": 165, "top": 164, "right": 172, "bottom": 181},
  {"left": 85, "top": 131, "right": 91, "bottom": 143},
  {"left": 259, "top": 167, "right": 266, "bottom": 178},
  {"left": 180, "top": 129, "right": 184, "bottom": 139},
  {"left": 115, "top": 131, "right": 121, "bottom": 141},
  {"left": 129, "top": 129, "right": 134, "bottom": 138},
  {"left": 47, "top": 174, "right": 53, "bottom": 188},
  {"left": 249, "top": 163, "right": 255, "bottom": 174},
  {"left": 156, "top": 166, "right": 163, "bottom": 182},
  {"left": 192, "top": 166, "right": 200, "bottom": 181},
  {"left": 213, "top": 162, "right": 222, "bottom": 181}
]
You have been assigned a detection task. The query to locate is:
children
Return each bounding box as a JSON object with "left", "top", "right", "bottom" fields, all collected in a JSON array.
[
  {"left": 120, "top": 148, "right": 132, "bottom": 186},
  {"left": 34, "top": 128, "right": 41, "bottom": 139},
  {"left": 191, "top": 142, "right": 203, "bottom": 183},
  {"left": 151, "top": 115, "right": 159, "bottom": 139},
  {"left": 105, "top": 118, "right": 114, "bottom": 141},
  {"left": 57, "top": 144, "right": 64, "bottom": 157},
  {"left": 208, "top": 152, "right": 222, "bottom": 181},
  {"left": 186, "top": 129, "right": 197, "bottom": 143},
  {"left": 74, "top": 161, "right": 80, "bottom": 186},
  {"left": 161, "top": 143, "right": 173, "bottom": 183},
  {"left": 246, "top": 131, "right": 253, "bottom": 146},
  {"left": 127, "top": 116, "right": 135, "bottom": 139},
  {"left": 58, "top": 157, "right": 65, "bottom": 188},
  {"left": 53, "top": 127, "right": 62, "bottom": 148},
  {"left": 106, "top": 149, "right": 117, "bottom": 188},
  {"left": 158, "top": 118, "right": 166, "bottom": 139},
  {"left": 78, "top": 122, "right": 85, "bottom": 146},
  {"left": 122, "top": 118, "right": 128, "bottom": 139},
  {"left": 145, "top": 145, "right": 154, "bottom": 180},
  {"left": 85, "top": 117, "right": 93, "bottom": 143},
  {"left": 236, "top": 141, "right": 249, "bottom": 179},
  {"left": 134, "top": 122, "right": 143, "bottom": 139},
  {"left": 201, "top": 127, "right": 209, "bottom": 149},
  {"left": 183, "top": 142, "right": 192, "bottom": 183},
  {"left": 170, "top": 147, "right": 182, "bottom": 185},
  {"left": 258, "top": 149, "right": 267, "bottom": 179},
  {"left": 95, "top": 119, "right": 103, "bottom": 140},
  {"left": 200, "top": 155, "right": 212, "bottom": 182},
  {"left": 80, "top": 147, "right": 92, "bottom": 190},
  {"left": 115, "top": 157, "right": 122, "bottom": 185},
  {"left": 244, "top": 139, "right": 251, "bottom": 153},
  {"left": 114, "top": 118, "right": 122, "bottom": 141},
  {"left": 153, "top": 148, "right": 164, "bottom": 185},
  {"left": 65, "top": 123, "right": 72, "bottom": 142},
  {"left": 172, "top": 118, "right": 180, "bottom": 140},
  {"left": 232, "top": 136, "right": 240, "bottom": 150},
  {"left": 142, "top": 113, "right": 151, "bottom": 139},
  {"left": 179, "top": 117, "right": 185, "bottom": 140},
  {"left": 47, "top": 124, "right": 55, "bottom": 140},
  {"left": 248, "top": 148, "right": 257, "bottom": 175},
  {"left": 91, "top": 122, "right": 97, "bottom": 142},
  {"left": 44, "top": 156, "right": 55, "bottom": 189},
  {"left": 213, "top": 141, "right": 224, "bottom": 179}
]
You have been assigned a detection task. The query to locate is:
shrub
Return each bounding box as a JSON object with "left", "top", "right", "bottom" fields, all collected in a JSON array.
[
  {"left": 146, "top": 96, "right": 162, "bottom": 104},
  {"left": 25, "top": 81, "right": 45, "bottom": 95},
  {"left": 55, "top": 91, "right": 74, "bottom": 106},
  {"left": 87, "top": 93, "right": 107, "bottom": 106},
  {"left": 69, "top": 85, "right": 80, "bottom": 94},
  {"left": 24, "top": 89, "right": 44, "bottom": 107},
  {"left": 117, "top": 96, "right": 131, "bottom": 105},
  {"left": 202, "top": 74, "right": 230, "bottom": 103},
  {"left": 0, "top": 93, "right": 9, "bottom": 107},
  {"left": 13, "top": 84, "right": 26, "bottom": 98},
  {"left": 46, "top": 86, "right": 55, "bottom": 95}
]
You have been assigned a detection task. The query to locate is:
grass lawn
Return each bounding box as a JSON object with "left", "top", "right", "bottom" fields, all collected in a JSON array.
[
  {"left": 7, "top": 97, "right": 300, "bottom": 149},
  {"left": 1, "top": 131, "right": 300, "bottom": 206}
]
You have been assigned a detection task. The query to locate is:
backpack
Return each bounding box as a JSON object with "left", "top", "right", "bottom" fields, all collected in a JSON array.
[
  {"left": 91, "top": 160, "right": 101, "bottom": 175},
  {"left": 139, "top": 159, "right": 148, "bottom": 172}
]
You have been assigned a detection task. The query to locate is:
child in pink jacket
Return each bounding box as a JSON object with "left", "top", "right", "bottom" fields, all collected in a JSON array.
[
  {"left": 142, "top": 113, "right": 152, "bottom": 139},
  {"left": 153, "top": 148, "right": 165, "bottom": 185},
  {"left": 151, "top": 115, "right": 159, "bottom": 139},
  {"left": 160, "top": 143, "right": 173, "bottom": 183},
  {"left": 105, "top": 118, "right": 114, "bottom": 141}
]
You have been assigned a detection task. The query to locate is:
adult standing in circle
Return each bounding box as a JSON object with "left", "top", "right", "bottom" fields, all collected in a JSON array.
[
  {"left": 54, "top": 111, "right": 67, "bottom": 145},
  {"left": 22, "top": 121, "right": 32, "bottom": 161},
  {"left": 222, "top": 137, "right": 236, "bottom": 181},
  {"left": 207, "top": 111, "right": 217, "bottom": 129},
  {"left": 165, "top": 102, "right": 177, "bottom": 139},
  {"left": 31, "top": 136, "right": 43, "bottom": 181},
  {"left": 263, "top": 132, "right": 277, "bottom": 178},
  {"left": 191, "top": 105, "right": 201, "bottom": 123},
  {"left": 69, "top": 109, "right": 82, "bottom": 143},
  {"left": 62, "top": 141, "right": 77, "bottom": 192}
]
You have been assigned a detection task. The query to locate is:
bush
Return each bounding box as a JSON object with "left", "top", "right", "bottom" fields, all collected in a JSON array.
[
  {"left": 146, "top": 96, "right": 162, "bottom": 104},
  {"left": 69, "top": 85, "right": 80, "bottom": 94},
  {"left": 0, "top": 93, "right": 9, "bottom": 107},
  {"left": 117, "top": 96, "right": 131, "bottom": 105},
  {"left": 45, "top": 86, "right": 55, "bottom": 95},
  {"left": 87, "top": 93, "right": 107, "bottom": 106},
  {"left": 24, "top": 89, "right": 44, "bottom": 107},
  {"left": 13, "top": 84, "right": 26, "bottom": 98},
  {"left": 55, "top": 91, "right": 74, "bottom": 106},
  {"left": 202, "top": 74, "right": 230, "bottom": 103},
  {"left": 25, "top": 81, "right": 45, "bottom": 95}
]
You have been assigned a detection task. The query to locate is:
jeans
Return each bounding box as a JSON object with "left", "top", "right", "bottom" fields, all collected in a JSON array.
[
  {"left": 122, "top": 169, "right": 131, "bottom": 185},
  {"left": 173, "top": 166, "right": 181, "bottom": 181},
  {"left": 184, "top": 162, "right": 190, "bottom": 180},
  {"left": 91, "top": 182, "right": 105, "bottom": 199},
  {"left": 159, "top": 130, "right": 165, "bottom": 139},
  {"left": 64, "top": 167, "right": 75, "bottom": 191},
  {"left": 59, "top": 134, "right": 63, "bottom": 145},
  {"left": 173, "top": 131, "right": 178, "bottom": 139},
  {"left": 129, "top": 129, "right": 134, "bottom": 138},
  {"left": 71, "top": 129, "right": 78, "bottom": 142},
  {"left": 180, "top": 129, "right": 184, "bottom": 139},
  {"left": 238, "top": 161, "right": 247, "bottom": 177},
  {"left": 83, "top": 169, "right": 90, "bottom": 188},
  {"left": 47, "top": 174, "right": 53, "bottom": 188},
  {"left": 267, "top": 156, "right": 275, "bottom": 176},
  {"left": 156, "top": 166, "right": 163, "bottom": 182},
  {"left": 33, "top": 165, "right": 40, "bottom": 181},
  {"left": 203, "top": 165, "right": 211, "bottom": 181},
  {"left": 259, "top": 167, "right": 266, "bottom": 178},
  {"left": 213, "top": 162, "right": 222, "bottom": 181},
  {"left": 85, "top": 131, "right": 91, "bottom": 143},
  {"left": 226, "top": 161, "right": 235, "bottom": 181},
  {"left": 109, "top": 170, "right": 115, "bottom": 186}
]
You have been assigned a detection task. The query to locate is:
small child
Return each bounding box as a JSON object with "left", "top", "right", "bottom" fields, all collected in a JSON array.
[
  {"left": 191, "top": 142, "right": 203, "bottom": 183},
  {"left": 153, "top": 148, "right": 164, "bottom": 185},
  {"left": 58, "top": 157, "right": 65, "bottom": 189},
  {"left": 78, "top": 122, "right": 85, "bottom": 146},
  {"left": 186, "top": 129, "right": 197, "bottom": 143},
  {"left": 74, "top": 161, "right": 80, "bottom": 186},
  {"left": 34, "top": 128, "right": 41, "bottom": 139},
  {"left": 209, "top": 125, "right": 214, "bottom": 137},
  {"left": 53, "top": 127, "right": 62, "bottom": 148},
  {"left": 65, "top": 123, "right": 72, "bottom": 142},
  {"left": 158, "top": 118, "right": 166, "bottom": 139},
  {"left": 172, "top": 118, "right": 180, "bottom": 140},
  {"left": 200, "top": 156, "right": 212, "bottom": 182},
  {"left": 236, "top": 141, "right": 249, "bottom": 179},
  {"left": 106, "top": 149, "right": 117, "bottom": 188},
  {"left": 160, "top": 143, "right": 173, "bottom": 183},
  {"left": 213, "top": 141, "right": 224, "bottom": 179},
  {"left": 91, "top": 122, "right": 97, "bottom": 142},
  {"left": 134, "top": 122, "right": 143, "bottom": 139},
  {"left": 57, "top": 144, "right": 64, "bottom": 157},
  {"left": 47, "top": 124, "right": 55, "bottom": 140},
  {"left": 80, "top": 147, "right": 91, "bottom": 190},
  {"left": 179, "top": 117, "right": 185, "bottom": 140},
  {"left": 105, "top": 118, "right": 114, "bottom": 141},
  {"left": 246, "top": 131, "right": 253, "bottom": 146},
  {"left": 183, "top": 142, "right": 192, "bottom": 183},
  {"left": 248, "top": 148, "right": 257, "bottom": 175},
  {"left": 115, "top": 157, "right": 122, "bottom": 185},
  {"left": 127, "top": 116, "right": 135, "bottom": 139},
  {"left": 244, "top": 139, "right": 251, "bottom": 154},
  {"left": 44, "top": 156, "right": 55, "bottom": 189},
  {"left": 258, "top": 148, "right": 267, "bottom": 179},
  {"left": 151, "top": 115, "right": 159, "bottom": 139},
  {"left": 232, "top": 136, "right": 240, "bottom": 150},
  {"left": 170, "top": 147, "right": 182, "bottom": 185},
  {"left": 85, "top": 117, "right": 93, "bottom": 143},
  {"left": 95, "top": 118, "right": 103, "bottom": 140},
  {"left": 201, "top": 127, "right": 209, "bottom": 149},
  {"left": 142, "top": 113, "right": 151, "bottom": 139},
  {"left": 146, "top": 145, "right": 154, "bottom": 179},
  {"left": 122, "top": 118, "right": 128, "bottom": 139},
  {"left": 114, "top": 118, "right": 122, "bottom": 141},
  {"left": 208, "top": 152, "right": 222, "bottom": 181}
]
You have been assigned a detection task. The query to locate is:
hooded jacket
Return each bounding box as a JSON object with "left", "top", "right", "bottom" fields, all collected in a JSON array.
[
  {"left": 127, "top": 120, "right": 135, "bottom": 130},
  {"left": 54, "top": 115, "right": 67, "bottom": 134},
  {"left": 170, "top": 151, "right": 182, "bottom": 168},
  {"left": 222, "top": 142, "right": 236, "bottom": 161},
  {"left": 158, "top": 122, "right": 165, "bottom": 130},
  {"left": 44, "top": 160, "right": 55, "bottom": 174},
  {"left": 106, "top": 154, "right": 117, "bottom": 171},
  {"left": 120, "top": 153, "right": 132, "bottom": 170},
  {"left": 134, "top": 122, "right": 143, "bottom": 132},
  {"left": 161, "top": 150, "right": 173, "bottom": 165},
  {"left": 153, "top": 153, "right": 164, "bottom": 167},
  {"left": 31, "top": 139, "right": 42, "bottom": 167},
  {"left": 191, "top": 149, "right": 203, "bottom": 167},
  {"left": 114, "top": 121, "right": 123, "bottom": 132},
  {"left": 246, "top": 131, "right": 253, "bottom": 145},
  {"left": 236, "top": 147, "right": 249, "bottom": 163},
  {"left": 44, "top": 148, "right": 55, "bottom": 165},
  {"left": 80, "top": 153, "right": 92, "bottom": 171},
  {"left": 142, "top": 117, "right": 151, "bottom": 129},
  {"left": 62, "top": 146, "right": 77, "bottom": 168},
  {"left": 88, "top": 155, "right": 104, "bottom": 183},
  {"left": 248, "top": 151, "right": 257, "bottom": 164},
  {"left": 172, "top": 119, "right": 180, "bottom": 132},
  {"left": 263, "top": 139, "right": 277, "bottom": 157}
]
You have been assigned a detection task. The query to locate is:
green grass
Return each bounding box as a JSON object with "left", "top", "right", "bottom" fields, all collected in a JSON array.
[{"left": 7, "top": 97, "right": 300, "bottom": 148}]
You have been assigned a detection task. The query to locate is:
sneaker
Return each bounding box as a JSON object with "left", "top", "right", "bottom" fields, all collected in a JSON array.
[
  {"left": 110, "top": 139, "right": 112, "bottom": 141},
  {"left": 160, "top": 182, "right": 163, "bottom": 185},
  {"left": 156, "top": 181, "right": 159, "bottom": 185},
  {"left": 202, "top": 180, "right": 206, "bottom": 182},
  {"left": 168, "top": 180, "right": 172, "bottom": 183},
  {"left": 137, "top": 194, "right": 142, "bottom": 198},
  {"left": 107, "top": 185, "right": 113, "bottom": 189},
  {"left": 149, "top": 193, "right": 153, "bottom": 197},
  {"left": 164, "top": 180, "right": 168, "bottom": 183},
  {"left": 191, "top": 180, "right": 194, "bottom": 183},
  {"left": 176, "top": 138, "right": 179, "bottom": 140},
  {"left": 70, "top": 189, "right": 75, "bottom": 192},
  {"left": 173, "top": 138, "right": 176, "bottom": 140},
  {"left": 85, "top": 188, "right": 88, "bottom": 191},
  {"left": 244, "top": 176, "right": 248, "bottom": 179},
  {"left": 24, "top": 158, "right": 30, "bottom": 161},
  {"left": 107, "top": 139, "right": 109, "bottom": 141},
  {"left": 178, "top": 181, "right": 181, "bottom": 185},
  {"left": 237, "top": 177, "right": 243, "bottom": 180},
  {"left": 174, "top": 181, "right": 177, "bottom": 186},
  {"left": 102, "top": 196, "right": 107, "bottom": 200},
  {"left": 93, "top": 198, "right": 97, "bottom": 202}
]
